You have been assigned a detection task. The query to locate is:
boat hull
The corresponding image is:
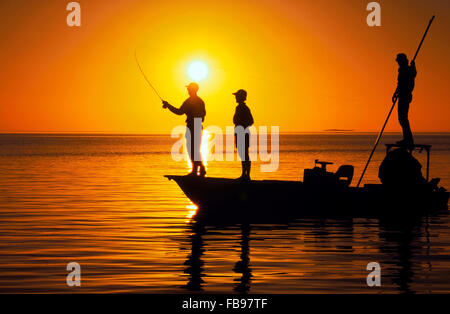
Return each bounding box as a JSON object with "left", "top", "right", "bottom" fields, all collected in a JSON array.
[{"left": 165, "top": 175, "right": 449, "bottom": 220}]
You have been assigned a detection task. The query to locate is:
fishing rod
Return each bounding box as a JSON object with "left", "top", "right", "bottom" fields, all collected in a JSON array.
[
  {"left": 356, "top": 15, "right": 435, "bottom": 188},
  {"left": 134, "top": 50, "right": 164, "bottom": 101}
]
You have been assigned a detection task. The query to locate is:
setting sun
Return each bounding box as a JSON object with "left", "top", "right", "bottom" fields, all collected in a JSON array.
[{"left": 187, "top": 61, "right": 209, "bottom": 82}]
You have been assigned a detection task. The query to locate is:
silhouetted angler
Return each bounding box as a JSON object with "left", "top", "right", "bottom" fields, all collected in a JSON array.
[
  {"left": 393, "top": 53, "right": 417, "bottom": 146},
  {"left": 233, "top": 89, "right": 254, "bottom": 180},
  {"left": 163, "top": 82, "right": 206, "bottom": 177}
]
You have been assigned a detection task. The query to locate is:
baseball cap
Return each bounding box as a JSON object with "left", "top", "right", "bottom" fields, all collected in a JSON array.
[
  {"left": 185, "top": 82, "right": 199, "bottom": 91},
  {"left": 232, "top": 89, "right": 247, "bottom": 98}
]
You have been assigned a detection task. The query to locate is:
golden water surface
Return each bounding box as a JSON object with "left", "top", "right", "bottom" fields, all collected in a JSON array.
[{"left": 0, "top": 133, "right": 449, "bottom": 293}]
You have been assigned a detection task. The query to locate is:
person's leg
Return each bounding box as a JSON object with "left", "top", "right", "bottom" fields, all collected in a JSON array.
[
  {"left": 246, "top": 161, "right": 251, "bottom": 178},
  {"left": 198, "top": 163, "right": 206, "bottom": 177},
  {"left": 186, "top": 126, "right": 200, "bottom": 175},
  {"left": 240, "top": 162, "right": 246, "bottom": 178},
  {"left": 397, "top": 96, "right": 413, "bottom": 144},
  {"left": 193, "top": 124, "right": 206, "bottom": 176},
  {"left": 235, "top": 133, "right": 245, "bottom": 178},
  {"left": 244, "top": 133, "right": 250, "bottom": 179},
  {"left": 186, "top": 126, "right": 199, "bottom": 175}
]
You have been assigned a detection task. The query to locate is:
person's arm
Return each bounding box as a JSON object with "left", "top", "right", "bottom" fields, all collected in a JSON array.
[
  {"left": 248, "top": 109, "right": 254, "bottom": 126},
  {"left": 392, "top": 73, "right": 400, "bottom": 102},
  {"left": 162, "top": 100, "right": 184, "bottom": 115},
  {"left": 392, "top": 88, "right": 399, "bottom": 102},
  {"left": 200, "top": 100, "right": 206, "bottom": 122},
  {"left": 233, "top": 107, "right": 241, "bottom": 126}
]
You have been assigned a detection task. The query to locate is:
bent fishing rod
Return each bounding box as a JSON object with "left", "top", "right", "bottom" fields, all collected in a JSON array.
[
  {"left": 356, "top": 15, "right": 435, "bottom": 188},
  {"left": 134, "top": 50, "right": 164, "bottom": 101}
]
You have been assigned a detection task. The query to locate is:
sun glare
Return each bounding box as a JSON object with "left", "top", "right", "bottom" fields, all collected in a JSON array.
[
  {"left": 187, "top": 61, "right": 209, "bottom": 81},
  {"left": 186, "top": 129, "right": 211, "bottom": 171},
  {"left": 186, "top": 204, "right": 198, "bottom": 222}
]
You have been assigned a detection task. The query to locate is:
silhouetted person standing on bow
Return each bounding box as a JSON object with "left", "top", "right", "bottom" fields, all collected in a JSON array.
[
  {"left": 392, "top": 53, "right": 417, "bottom": 146},
  {"left": 233, "top": 89, "right": 254, "bottom": 180},
  {"left": 163, "top": 82, "right": 206, "bottom": 177}
]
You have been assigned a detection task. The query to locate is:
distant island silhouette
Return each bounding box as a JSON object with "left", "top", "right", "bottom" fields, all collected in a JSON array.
[{"left": 323, "top": 129, "right": 355, "bottom": 132}]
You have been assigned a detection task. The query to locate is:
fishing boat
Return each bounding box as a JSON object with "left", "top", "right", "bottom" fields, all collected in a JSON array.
[{"left": 166, "top": 144, "right": 449, "bottom": 220}]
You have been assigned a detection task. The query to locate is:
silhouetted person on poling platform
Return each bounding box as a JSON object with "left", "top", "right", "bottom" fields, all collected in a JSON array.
[
  {"left": 163, "top": 82, "right": 206, "bottom": 177},
  {"left": 393, "top": 53, "right": 417, "bottom": 146},
  {"left": 233, "top": 89, "right": 254, "bottom": 180}
]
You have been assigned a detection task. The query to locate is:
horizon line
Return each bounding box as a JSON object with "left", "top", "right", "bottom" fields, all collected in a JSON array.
[{"left": 1, "top": 131, "right": 450, "bottom": 135}]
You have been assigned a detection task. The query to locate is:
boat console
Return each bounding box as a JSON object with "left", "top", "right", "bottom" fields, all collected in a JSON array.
[{"left": 303, "top": 159, "right": 354, "bottom": 187}]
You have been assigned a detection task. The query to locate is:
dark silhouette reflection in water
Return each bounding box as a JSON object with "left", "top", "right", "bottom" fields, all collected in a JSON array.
[
  {"left": 183, "top": 222, "right": 206, "bottom": 291},
  {"left": 182, "top": 221, "right": 253, "bottom": 293},
  {"left": 233, "top": 224, "right": 252, "bottom": 293},
  {"left": 309, "top": 218, "right": 355, "bottom": 253},
  {"left": 181, "top": 209, "right": 447, "bottom": 293},
  {"left": 377, "top": 216, "right": 424, "bottom": 294}
]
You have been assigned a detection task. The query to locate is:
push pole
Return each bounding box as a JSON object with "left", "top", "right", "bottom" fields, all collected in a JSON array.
[{"left": 356, "top": 16, "right": 435, "bottom": 188}]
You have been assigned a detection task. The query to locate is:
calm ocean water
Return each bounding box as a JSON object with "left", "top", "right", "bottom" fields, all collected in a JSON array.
[{"left": 0, "top": 133, "right": 449, "bottom": 293}]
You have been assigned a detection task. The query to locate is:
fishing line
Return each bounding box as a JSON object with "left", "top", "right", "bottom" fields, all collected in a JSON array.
[{"left": 134, "top": 50, "right": 164, "bottom": 101}]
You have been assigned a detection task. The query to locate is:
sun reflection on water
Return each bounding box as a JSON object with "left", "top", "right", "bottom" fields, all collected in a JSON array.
[{"left": 186, "top": 203, "right": 198, "bottom": 222}]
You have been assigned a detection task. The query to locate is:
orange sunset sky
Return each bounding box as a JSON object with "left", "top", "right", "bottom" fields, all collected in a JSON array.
[{"left": 0, "top": 0, "right": 449, "bottom": 133}]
